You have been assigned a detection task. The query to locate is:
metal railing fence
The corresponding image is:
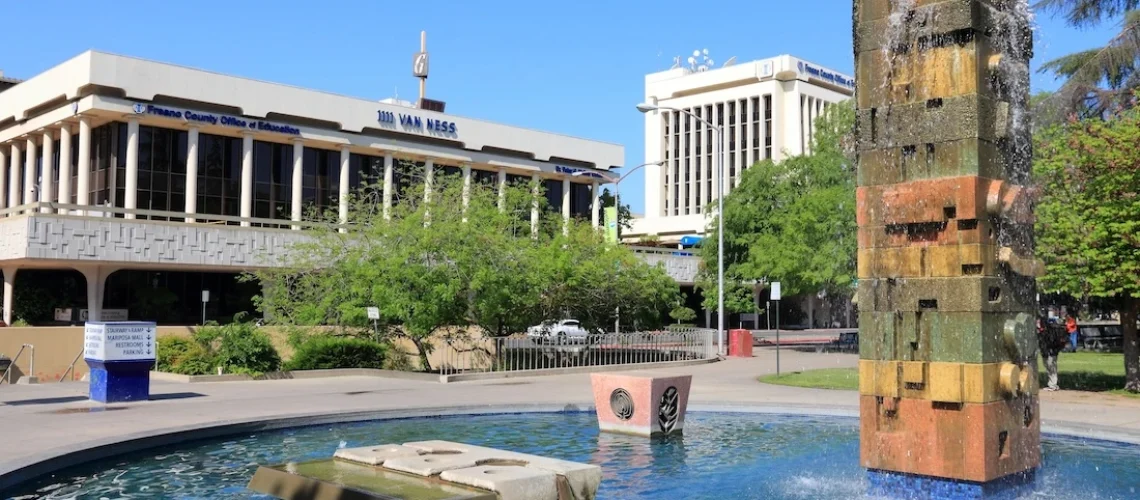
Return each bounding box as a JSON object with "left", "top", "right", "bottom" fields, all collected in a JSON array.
[{"left": 437, "top": 331, "right": 715, "bottom": 376}]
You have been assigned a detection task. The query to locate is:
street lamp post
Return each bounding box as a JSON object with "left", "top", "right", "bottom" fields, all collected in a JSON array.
[
  {"left": 571, "top": 160, "right": 663, "bottom": 235},
  {"left": 573, "top": 161, "right": 663, "bottom": 335},
  {"left": 637, "top": 102, "right": 727, "bottom": 356}
]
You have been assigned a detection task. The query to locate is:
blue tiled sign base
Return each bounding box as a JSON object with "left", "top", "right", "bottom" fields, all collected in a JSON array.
[{"left": 867, "top": 469, "right": 1036, "bottom": 499}]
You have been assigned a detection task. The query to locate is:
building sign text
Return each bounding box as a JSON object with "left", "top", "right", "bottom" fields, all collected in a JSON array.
[
  {"left": 84, "top": 322, "right": 157, "bottom": 362},
  {"left": 135, "top": 104, "right": 301, "bottom": 136}
]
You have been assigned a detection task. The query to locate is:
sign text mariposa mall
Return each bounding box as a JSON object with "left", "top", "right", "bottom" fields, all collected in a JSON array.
[{"left": 84, "top": 322, "right": 157, "bottom": 362}]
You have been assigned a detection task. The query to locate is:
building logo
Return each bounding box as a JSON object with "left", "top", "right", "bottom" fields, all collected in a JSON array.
[
  {"left": 378, "top": 110, "right": 396, "bottom": 124},
  {"left": 797, "top": 61, "right": 805, "bottom": 74},
  {"left": 760, "top": 61, "right": 774, "bottom": 78},
  {"left": 133, "top": 103, "right": 146, "bottom": 114},
  {"left": 413, "top": 52, "right": 429, "bottom": 78},
  {"left": 378, "top": 110, "right": 457, "bottom": 135}
]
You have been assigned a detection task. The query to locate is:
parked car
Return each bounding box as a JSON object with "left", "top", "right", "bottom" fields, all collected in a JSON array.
[{"left": 526, "top": 320, "right": 589, "bottom": 343}]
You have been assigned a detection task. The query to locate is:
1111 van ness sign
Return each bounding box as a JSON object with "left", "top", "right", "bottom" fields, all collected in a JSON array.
[{"left": 378, "top": 110, "right": 458, "bottom": 135}]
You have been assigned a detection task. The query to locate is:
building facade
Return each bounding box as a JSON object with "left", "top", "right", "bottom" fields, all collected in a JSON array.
[
  {"left": 628, "top": 55, "right": 854, "bottom": 243},
  {"left": 0, "top": 51, "right": 623, "bottom": 325}
]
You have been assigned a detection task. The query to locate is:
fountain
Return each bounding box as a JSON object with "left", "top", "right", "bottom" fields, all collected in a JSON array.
[{"left": 853, "top": 0, "right": 1040, "bottom": 497}]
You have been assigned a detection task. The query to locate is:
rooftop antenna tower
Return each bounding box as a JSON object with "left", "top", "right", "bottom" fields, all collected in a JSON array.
[
  {"left": 414, "top": 31, "right": 429, "bottom": 101},
  {"left": 687, "top": 49, "right": 714, "bottom": 72}
]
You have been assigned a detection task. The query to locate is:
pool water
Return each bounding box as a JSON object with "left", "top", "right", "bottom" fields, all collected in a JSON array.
[{"left": 5, "top": 412, "right": 1140, "bottom": 499}]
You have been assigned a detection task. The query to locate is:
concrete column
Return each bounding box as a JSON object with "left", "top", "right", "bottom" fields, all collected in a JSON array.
[
  {"left": 339, "top": 145, "right": 350, "bottom": 232},
  {"left": 497, "top": 168, "right": 507, "bottom": 212},
  {"left": 461, "top": 164, "right": 471, "bottom": 221},
  {"left": 24, "top": 137, "right": 37, "bottom": 213},
  {"left": 686, "top": 110, "right": 696, "bottom": 214},
  {"left": 2, "top": 267, "right": 15, "bottom": 326},
  {"left": 8, "top": 143, "right": 21, "bottom": 209},
  {"left": 591, "top": 181, "right": 601, "bottom": 228},
  {"left": 0, "top": 147, "right": 7, "bottom": 212},
  {"left": 78, "top": 266, "right": 111, "bottom": 323},
  {"left": 562, "top": 177, "right": 571, "bottom": 235},
  {"left": 123, "top": 118, "right": 140, "bottom": 218},
  {"left": 185, "top": 127, "right": 199, "bottom": 223},
  {"left": 58, "top": 124, "right": 72, "bottom": 213},
  {"left": 712, "top": 103, "right": 721, "bottom": 204},
  {"left": 40, "top": 130, "right": 54, "bottom": 214},
  {"left": 422, "top": 160, "right": 434, "bottom": 226},
  {"left": 382, "top": 153, "right": 393, "bottom": 220},
  {"left": 423, "top": 160, "right": 434, "bottom": 203},
  {"left": 76, "top": 117, "right": 92, "bottom": 213},
  {"left": 530, "top": 173, "right": 540, "bottom": 236},
  {"left": 239, "top": 132, "right": 253, "bottom": 227},
  {"left": 291, "top": 139, "right": 304, "bottom": 229}
]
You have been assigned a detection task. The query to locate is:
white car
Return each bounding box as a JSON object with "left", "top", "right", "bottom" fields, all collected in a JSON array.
[{"left": 526, "top": 320, "right": 589, "bottom": 343}]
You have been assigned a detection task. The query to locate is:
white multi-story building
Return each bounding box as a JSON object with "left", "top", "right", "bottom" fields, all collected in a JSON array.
[
  {"left": 0, "top": 51, "right": 628, "bottom": 325},
  {"left": 628, "top": 55, "right": 854, "bottom": 243}
]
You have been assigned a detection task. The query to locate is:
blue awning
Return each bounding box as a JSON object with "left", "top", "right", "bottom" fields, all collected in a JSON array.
[{"left": 680, "top": 235, "right": 703, "bottom": 246}]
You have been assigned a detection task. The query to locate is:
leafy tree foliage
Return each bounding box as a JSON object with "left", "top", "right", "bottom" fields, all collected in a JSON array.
[
  {"left": 1034, "top": 106, "right": 1140, "bottom": 391},
  {"left": 700, "top": 100, "right": 857, "bottom": 311},
  {"left": 1035, "top": 1, "right": 1140, "bottom": 120},
  {"left": 254, "top": 173, "right": 678, "bottom": 371},
  {"left": 670, "top": 305, "right": 697, "bottom": 324}
]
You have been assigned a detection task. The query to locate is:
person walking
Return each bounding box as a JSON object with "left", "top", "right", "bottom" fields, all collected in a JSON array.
[
  {"left": 1039, "top": 317, "right": 1065, "bottom": 391},
  {"left": 1065, "top": 312, "right": 1079, "bottom": 352}
]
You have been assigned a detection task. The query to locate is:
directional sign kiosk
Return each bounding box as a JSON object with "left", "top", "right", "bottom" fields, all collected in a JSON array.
[{"left": 84, "top": 321, "right": 157, "bottom": 403}]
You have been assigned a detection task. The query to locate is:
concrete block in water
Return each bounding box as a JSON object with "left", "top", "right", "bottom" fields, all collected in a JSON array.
[
  {"left": 859, "top": 360, "right": 1038, "bottom": 403},
  {"left": 857, "top": 139, "right": 1008, "bottom": 186},
  {"left": 857, "top": 244, "right": 999, "bottom": 279},
  {"left": 860, "top": 395, "right": 1041, "bottom": 483},
  {"left": 856, "top": 95, "right": 1006, "bottom": 151},
  {"left": 859, "top": 309, "right": 1038, "bottom": 363},
  {"left": 590, "top": 372, "right": 692, "bottom": 437},
  {"left": 856, "top": 276, "right": 1036, "bottom": 313}
]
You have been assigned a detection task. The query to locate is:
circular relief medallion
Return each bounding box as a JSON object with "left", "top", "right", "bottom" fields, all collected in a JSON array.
[{"left": 610, "top": 388, "right": 634, "bottom": 420}]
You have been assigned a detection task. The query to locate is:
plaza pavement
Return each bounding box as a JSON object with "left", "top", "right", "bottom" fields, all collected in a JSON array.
[{"left": 2, "top": 348, "right": 1140, "bottom": 490}]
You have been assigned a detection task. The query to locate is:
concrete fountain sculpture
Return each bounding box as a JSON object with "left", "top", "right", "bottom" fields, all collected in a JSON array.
[
  {"left": 246, "top": 440, "right": 602, "bottom": 500},
  {"left": 853, "top": 0, "right": 1040, "bottom": 497}
]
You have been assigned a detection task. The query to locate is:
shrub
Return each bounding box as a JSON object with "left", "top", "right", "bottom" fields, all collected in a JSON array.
[
  {"left": 213, "top": 322, "right": 281, "bottom": 375},
  {"left": 172, "top": 345, "right": 215, "bottom": 375},
  {"left": 156, "top": 337, "right": 215, "bottom": 375},
  {"left": 286, "top": 336, "right": 388, "bottom": 371},
  {"left": 157, "top": 337, "right": 195, "bottom": 372}
]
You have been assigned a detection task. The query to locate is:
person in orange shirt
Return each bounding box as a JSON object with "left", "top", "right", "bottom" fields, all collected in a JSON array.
[{"left": 1065, "top": 313, "right": 1079, "bottom": 352}]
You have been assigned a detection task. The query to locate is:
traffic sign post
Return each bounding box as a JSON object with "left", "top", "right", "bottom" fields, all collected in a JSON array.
[
  {"left": 770, "top": 282, "right": 782, "bottom": 376},
  {"left": 84, "top": 321, "right": 157, "bottom": 403},
  {"left": 367, "top": 307, "right": 380, "bottom": 338}
]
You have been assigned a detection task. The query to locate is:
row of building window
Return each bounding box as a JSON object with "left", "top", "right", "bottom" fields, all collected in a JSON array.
[
  {"left": 1, "top": 121, "right": 595, "bottom": 222},
  {"left": 662, "top": 94, "right": 773, "bottom": 217}
]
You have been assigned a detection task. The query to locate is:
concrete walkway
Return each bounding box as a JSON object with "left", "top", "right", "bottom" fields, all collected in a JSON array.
[{"left": 2, "top": 348, "right": 1140, "bottom": 490}]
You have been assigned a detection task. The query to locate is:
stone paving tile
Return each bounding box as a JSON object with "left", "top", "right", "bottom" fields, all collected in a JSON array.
[{"left": 1, "top": 349, "right": 1139, "bottom": 485}]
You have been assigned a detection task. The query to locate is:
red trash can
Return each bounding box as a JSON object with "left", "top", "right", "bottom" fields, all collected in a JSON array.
[{"left": 729, "top": 329, "right": 753, "bottom": 357}]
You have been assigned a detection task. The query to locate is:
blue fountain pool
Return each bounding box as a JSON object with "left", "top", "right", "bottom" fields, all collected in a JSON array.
[{"left": 4, "top": 412, "right": 1140, "bottom": 499}]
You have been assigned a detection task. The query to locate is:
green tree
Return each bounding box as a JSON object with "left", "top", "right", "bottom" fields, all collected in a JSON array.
[
  {"left": 254, "top": 172, "right": 679, "bottom": 370},
  {"left": 598, "top": 187, "right": 633, "bottom": 234},
  {"left": 1035, "top": 1, "right": 1140, "bottom": 120},
  {"left": 670, "top": 305, "right": 697, "bottom": 324},
  {"left": 700, "top": 100, "right": 857, "bottom": 312},
  {"left": 1034, "top": 107, "right": 1140, "bottom": 391}
]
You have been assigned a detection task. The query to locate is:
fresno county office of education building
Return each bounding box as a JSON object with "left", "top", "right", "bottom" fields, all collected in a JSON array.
[{"left": 0, "top": 51, "right": 622, "bottom": 325}]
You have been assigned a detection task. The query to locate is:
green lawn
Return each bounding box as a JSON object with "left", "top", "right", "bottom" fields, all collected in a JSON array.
[
  {"left": 758, "top": 352, "right": 1137, "bottom": 397},
  {"left": 758, "top": 368, "right": 859, "bottom": 391}
]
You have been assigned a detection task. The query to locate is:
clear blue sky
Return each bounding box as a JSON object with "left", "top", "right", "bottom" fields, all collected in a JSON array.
[{"left": 0, "top": 0, "right": 1118, "bottom": 215}]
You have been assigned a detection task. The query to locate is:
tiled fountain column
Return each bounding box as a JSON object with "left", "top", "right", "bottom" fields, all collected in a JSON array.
[{"left": 853, "top": 0, "right": 1040, "bottom": 497}]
